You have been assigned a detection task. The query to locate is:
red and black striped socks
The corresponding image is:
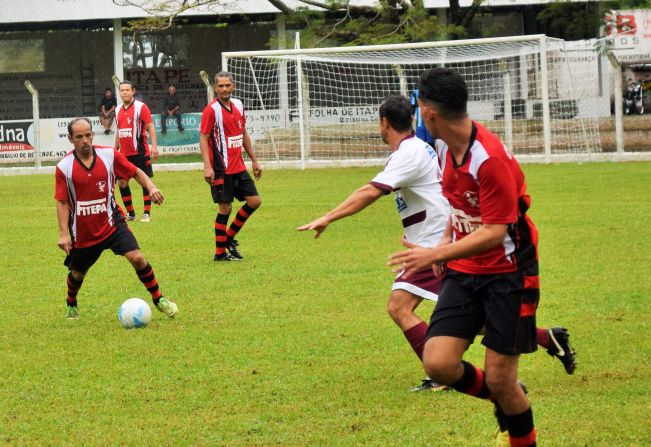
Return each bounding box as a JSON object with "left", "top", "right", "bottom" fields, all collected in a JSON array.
[
  {"left": 450, "top": 360, "right": 492, "bottom": 399},
  {"left": 506, "top": 407, "right": 537, "bottom": 447},
  {"left": 136, "top": 263, "right": 162, "bottom": 303},
  {"left": 119, "top": 186, "right": 135, "bottom": 216},
  {"left": 66, "top": 272, "right": 83, "bottom": 307},
  {"left": 226, "top": 204, "right": 256, "bottom": 241},
  {"left": 142, "top": 187, "right": 151, "bottom": 215},
  {"left": 215, "top": 213, "right": 229, "bottom": 256}
]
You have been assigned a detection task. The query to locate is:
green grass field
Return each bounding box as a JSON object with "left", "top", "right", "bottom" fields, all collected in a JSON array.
[{"left": 0, "top": 163, "right": 649, "bottom": 446}]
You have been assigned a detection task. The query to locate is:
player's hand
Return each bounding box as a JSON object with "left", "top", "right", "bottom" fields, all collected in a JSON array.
[
  {"left": 204, "top": 167, "right": 215, "bottom": 185},
  {"left": 387, "top": 239, "right": 440, "bottom": 279},
  {"left": 151, "top": 147, "right": 159, "bottom": 161},
  {"left": 58, "top": 235, "right": 72, "bottom": 254},
  {"left": 297, "top": 216, "right": 329, "bottom": 239},
  {"left": 432, "top": 263, "right": 446, "bottom": 278},
  {"left": 252, "top": 161, "right": 262, "bottom": 180},
  {"left": 149, "top": 187, "right": 164, "bottom": 205}
]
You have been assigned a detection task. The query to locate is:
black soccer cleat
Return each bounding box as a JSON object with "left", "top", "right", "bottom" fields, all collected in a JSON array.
[
  {"left": 227, "top": 240, "right": 243, "bottom": 260},
  {"left": 546, "top": 327, "right": 577, "bottom": 375},
  {"left": 409, "top": 378, "right": 450, "bottom": 393},
  {"left": 214, "top": 253, "right": 242, "bottom": 262}
]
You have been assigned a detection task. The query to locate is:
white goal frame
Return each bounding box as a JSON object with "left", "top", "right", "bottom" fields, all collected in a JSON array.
[{"left": 222, "top": 34, "right": 649, "bottom": 168}]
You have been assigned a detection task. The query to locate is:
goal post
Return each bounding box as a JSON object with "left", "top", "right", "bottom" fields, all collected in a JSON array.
[{"left": 223, "top": 35, "right": 610, "bottom": 167}]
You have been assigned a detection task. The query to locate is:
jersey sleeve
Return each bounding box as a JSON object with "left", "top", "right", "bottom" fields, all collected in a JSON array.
[
  {"left": 54, "top": 167, "right": 68, "bottom": 201},
  {"left": 140, "top": 104, "right": 153, "bottom": 125},
  {"left": 113, "top": 149, "right": 138, "bottom": 180},
  {"left": 369, "top": 150, "right": 418, "bottom": 193},
  {"left": 200, "top": 105, "right": 215, "bottom": 135},
  {"left": 477, "top": 157, "right": 518, "bottom": 224}
]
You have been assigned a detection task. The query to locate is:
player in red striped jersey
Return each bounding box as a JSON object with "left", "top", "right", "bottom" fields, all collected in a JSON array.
[
  {"left": 200, "top": 71, "right": 262, "bottom": 261},
  {"left": 389, "top": 68, "right": 574, "bottom": 447},
  {"left": 115, "top": 80, "right": 158, "bottom": 223},
  {"left": 56, "top": 118, "right": 177, "bottom": 319}
]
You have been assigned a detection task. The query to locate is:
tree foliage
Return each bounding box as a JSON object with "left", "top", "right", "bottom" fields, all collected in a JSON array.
[{"left": 113, "top": 0, "right": 484, "bottom": 48}]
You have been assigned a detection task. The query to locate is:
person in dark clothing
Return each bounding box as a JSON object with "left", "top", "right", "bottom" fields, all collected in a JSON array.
[
  {"left": 99, "top": 88, "right": 117, "bottom": 135},
  {"left": 161, "top": 84, "right": 184, "bottom": 133}
]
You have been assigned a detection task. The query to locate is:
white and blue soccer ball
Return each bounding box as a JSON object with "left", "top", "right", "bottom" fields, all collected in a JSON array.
[{"left": 118, "top": 298, "right": 152, "bottom": 329}]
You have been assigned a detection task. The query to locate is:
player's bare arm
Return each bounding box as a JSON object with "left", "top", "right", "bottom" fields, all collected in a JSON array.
[
  {"left": 146, "top": 122, "right": 159, "bottom": 160},
  {"left": 133, "top": 168, "right": 164, "bottom": 205},
  {"left": 242, "top": 129, "right": 261, "bottom": 180},
  {"left": 199, "top": 132, "right": 214, "bottom": 184},
  {"left": 56, "top": 200, "right": 72, "bottom": 254},
  {"left": 388, "top": 223, "right": 508, "bottom": 277},
  {"left": 297, "top": 184, "right": 384, "bottom": 238}
]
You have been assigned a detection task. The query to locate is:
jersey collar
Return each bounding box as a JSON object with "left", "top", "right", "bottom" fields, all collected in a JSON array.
[
  {"left": 73, "top": 146, "right": 97, "bottom": 172},
  {"left": 451, "top": 122, "right": 478, "bottom": 168}
]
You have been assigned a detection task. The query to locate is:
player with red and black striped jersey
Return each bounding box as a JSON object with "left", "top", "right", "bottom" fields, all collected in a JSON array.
[
  {"left": 115, "top": 80, "right": 158, "bottom": 223},
  {"left": 200, "top": 71, "right": 262, "bottom": 262},
  {"left": 56, "top": 118, "right": 177, "bottom": 320},
  {"left": 389, "top": 68, "right": 575, "bottom": 447}
]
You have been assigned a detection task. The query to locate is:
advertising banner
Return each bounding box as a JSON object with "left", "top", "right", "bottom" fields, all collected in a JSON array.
[{"left": 602, "top": 9, "right": 651, "bottom": 63}]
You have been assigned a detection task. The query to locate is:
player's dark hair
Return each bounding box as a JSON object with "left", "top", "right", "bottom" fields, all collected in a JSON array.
[
  {"left": 119, "top": 80, "right": 135, "bottom": 89},
  {"left": 104, "top": 87, "right": 112, "bottom": 93},
  {"left": 379, "top": 95, "right": 413, "bottom": 132},
  {"left": 214, "top": 71, "right": 234, "bottom": 83},
  {"left": 67, "top": 117, "right": 93, "bottom": 136},
  {"left": 418, "top": 68, "right": 468, "bottom": 119}
]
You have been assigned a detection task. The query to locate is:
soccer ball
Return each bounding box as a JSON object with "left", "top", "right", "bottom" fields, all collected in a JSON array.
[{"left": 118, "top": 298, "right": 152, "bottom": 329}]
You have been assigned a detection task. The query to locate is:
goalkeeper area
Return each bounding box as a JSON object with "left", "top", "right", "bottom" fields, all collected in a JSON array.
[{"left": 224, "top": 34, "right": 622, "bottom": 168}]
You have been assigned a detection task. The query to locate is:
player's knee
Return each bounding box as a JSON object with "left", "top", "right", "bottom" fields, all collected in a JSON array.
[
  {"left": 484, "top": 373, "right": 511, "bottom": 398},
  {"left": 387, "top": 297, "right": 408, "bottom": 324},
  {"left": 70, "top": 270, "right": 86, "bottom": 282},
  {"left": 126, "top": 251, "right": 146, "bottom": 269},
  {"left": 219, "top": 203, "right": 232, "bottom": 215},
  {"left": 422, "top": 351, "right": 458, "bottom": 383},
  {"left": 118, "top": 179, "right": 128, "bottom": 188},
  {"left": 248, "top": 196, "right": 261, "bottom": 209}
]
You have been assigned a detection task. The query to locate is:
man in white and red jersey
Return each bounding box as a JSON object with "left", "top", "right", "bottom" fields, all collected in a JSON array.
[
  {"left": 298, "top": 95, "right": 451, "bottom": 392},
  {"left": 390, "top": 69, "right": 575, "bottom": 447},
  {"left": 200, "top": 71, "right": 262, "bottom": 262},
  {"left": 115, "top": 80, "right": 158, "bottom": 223},
  {"left": 56, "top": 118, "right": 177, "bottom": 320}
]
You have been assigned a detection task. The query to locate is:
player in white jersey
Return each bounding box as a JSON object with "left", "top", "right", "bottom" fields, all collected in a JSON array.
[{"left": 298, "top": 95, "right": 450, "bottom": 391}]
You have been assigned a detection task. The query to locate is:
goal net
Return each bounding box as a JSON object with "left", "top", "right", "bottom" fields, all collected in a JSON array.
[{"left": 224, "top": 35, "right": 607, "bottom": 167}]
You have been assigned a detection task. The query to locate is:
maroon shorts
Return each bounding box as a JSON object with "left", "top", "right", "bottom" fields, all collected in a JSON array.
[{"left": 393, "top": 267, "right": 444, "bottom": 301}]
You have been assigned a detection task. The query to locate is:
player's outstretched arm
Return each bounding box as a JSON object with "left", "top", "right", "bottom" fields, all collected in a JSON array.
[
  {"left": 56, "top": 200, "right": 72, "bottom": 254},
  {"left": 297, "top": 184, "right": 384, "bottom": 238},
  {"left": 133, "top": 168, "right": 164, "bottom": 205}
]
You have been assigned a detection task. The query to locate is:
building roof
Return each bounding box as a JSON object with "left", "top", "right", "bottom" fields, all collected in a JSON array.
[{"left": 0, "top": 0, "right": 593, "bottom": 25}]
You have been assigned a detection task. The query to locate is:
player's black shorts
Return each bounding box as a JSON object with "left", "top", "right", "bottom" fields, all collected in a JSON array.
[
  {"left": 127, "top": 153, "right": 153, "bottom": 178},
  {"left": 64, "top": 217, "right": 140, "bottom": 274},
  {"left": 210, "top": 170, "right": 259, "bottom": 204},
  {"left": 426, "top": 264, "right": 540, "bottom": 355}
]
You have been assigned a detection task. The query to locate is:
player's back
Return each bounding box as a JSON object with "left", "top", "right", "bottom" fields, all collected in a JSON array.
[{"left": 372, "top": 135, "right": 449, "bottom": 248}]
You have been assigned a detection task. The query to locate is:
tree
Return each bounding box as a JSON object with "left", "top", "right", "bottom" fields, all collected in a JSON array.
[{"left": 113, "top": 0, "right": 485, "bottom": 47}]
